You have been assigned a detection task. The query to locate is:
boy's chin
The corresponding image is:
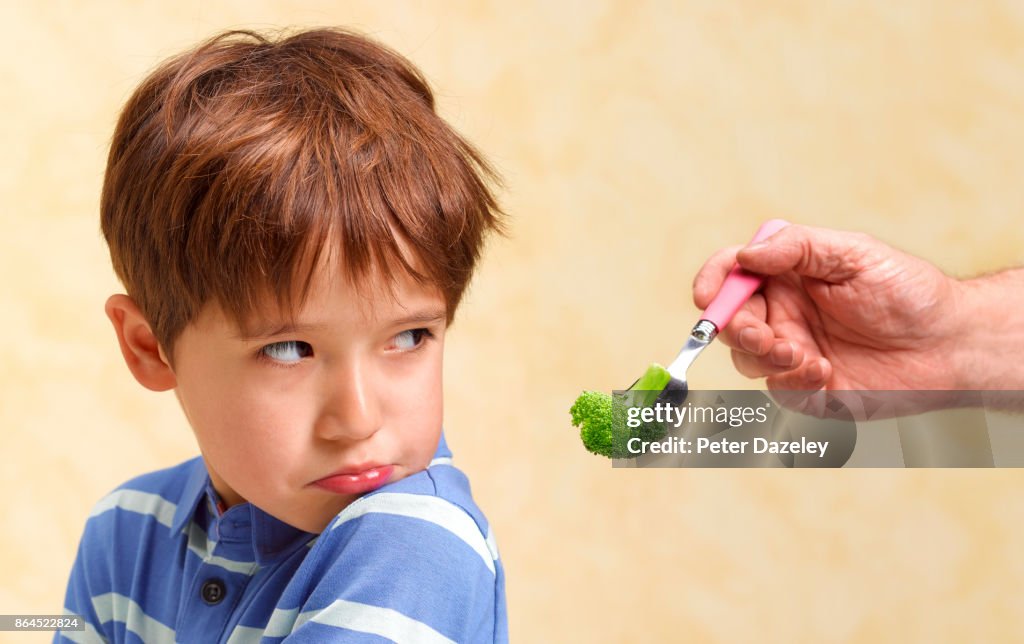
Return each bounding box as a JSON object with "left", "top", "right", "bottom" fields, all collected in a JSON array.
[{"left": 276, "top": 490, "right": 375, "bottom": 534}]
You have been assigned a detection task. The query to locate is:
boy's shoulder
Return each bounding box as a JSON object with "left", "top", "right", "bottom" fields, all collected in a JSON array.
[
  {"left": 278, "top": 458, "right": 506, "bottom": 643},
  {"left": 314, "top": 457, "right": 499, "bottom": 572},
  {"left": 357, "top": 455, "right": 492, "bottom": 536}
]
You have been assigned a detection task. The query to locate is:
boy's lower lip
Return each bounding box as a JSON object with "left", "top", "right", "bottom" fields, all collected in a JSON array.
[{"left": 311, "top": 465, "right": 394, "bottom": 495}]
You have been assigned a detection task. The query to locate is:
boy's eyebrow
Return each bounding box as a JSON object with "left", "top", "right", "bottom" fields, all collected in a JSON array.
[
  {"left": 388, "top": 308, "right": 447, "bottom": 327},
  {"left": 235, "top": 322, "right": 330, "bottom": 341},
  {"left": 235, "top": 308, "right": 447, "bottom": 340}
]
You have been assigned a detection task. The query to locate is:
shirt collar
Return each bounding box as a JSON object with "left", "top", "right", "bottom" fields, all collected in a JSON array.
[
  {"left": 211, "top": 492, "right": 316, "bottom": 565},
  {"left": 168, "top": 457, "right": 315, "bottom": 565},
  {"left": 170, "top": 456, "right": 209, "bottom": 536}
]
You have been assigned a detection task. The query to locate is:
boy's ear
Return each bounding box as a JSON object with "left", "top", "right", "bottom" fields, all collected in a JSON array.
[{"left": 105, "top": 294, "right": 177, "bottom": 391}]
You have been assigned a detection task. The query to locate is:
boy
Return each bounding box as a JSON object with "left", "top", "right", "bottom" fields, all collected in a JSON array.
[{"left": 58, "top": 27, "right": 507, "bottom": 643}]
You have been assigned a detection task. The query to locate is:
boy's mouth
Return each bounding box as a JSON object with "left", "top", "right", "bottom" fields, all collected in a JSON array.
[{"left": 309, "top": 464, "right": 394, "bottom": 495}]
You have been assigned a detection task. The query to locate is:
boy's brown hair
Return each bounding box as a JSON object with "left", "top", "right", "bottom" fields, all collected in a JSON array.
[{"left": 101, "top": 28, "right": 502, "bottom": 358}]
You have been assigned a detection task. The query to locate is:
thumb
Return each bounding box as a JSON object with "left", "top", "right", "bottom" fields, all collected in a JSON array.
[{"left": 735, "top": 224, "right": 868, "bottom": 283}]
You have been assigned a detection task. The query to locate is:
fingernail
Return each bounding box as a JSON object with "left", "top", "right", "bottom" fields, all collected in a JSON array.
[
  {"left": 739, "top": 327, "right": 762, "bottom": 352},
  {"left": 806, "top": 359, "right": 824, "bottom": 381},
  {"left": 744, "top": 242, "right": 769, "bottom": 253}
]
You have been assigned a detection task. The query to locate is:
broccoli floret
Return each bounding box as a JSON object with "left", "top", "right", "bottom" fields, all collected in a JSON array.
[
  {"left": 570, "top": 391, "right": 614, "bottom": 457},
  {"left": 571, "top": 363, "right": 675, "bottom": 459}
]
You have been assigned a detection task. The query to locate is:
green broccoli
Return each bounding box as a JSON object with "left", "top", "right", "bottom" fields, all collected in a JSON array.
[
  {"left": 570, "top": 363, "right": 673, "bottom": 458},
  {"left": 570, "top": 391, "right": 614, "bottom": 457}
]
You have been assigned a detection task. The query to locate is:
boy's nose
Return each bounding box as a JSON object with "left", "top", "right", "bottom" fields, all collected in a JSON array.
[{"left": 315, "top": 362, "right": 383, "bottom": 442}]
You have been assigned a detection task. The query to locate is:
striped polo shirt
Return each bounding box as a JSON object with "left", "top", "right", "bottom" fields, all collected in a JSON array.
[{"left": 57, "top": 435, "right": 507, "bottom": 643}]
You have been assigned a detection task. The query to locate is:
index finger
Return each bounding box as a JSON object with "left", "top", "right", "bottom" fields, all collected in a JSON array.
[{"left": 692, "top": 244, "right": 743, "bottom": 310}]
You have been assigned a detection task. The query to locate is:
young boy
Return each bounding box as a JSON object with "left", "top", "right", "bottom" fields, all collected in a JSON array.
[{"left": 58, "top": 28, "right": 507, "bottom": 643}]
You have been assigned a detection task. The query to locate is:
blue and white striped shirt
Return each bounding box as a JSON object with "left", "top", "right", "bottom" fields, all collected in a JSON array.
[{"left": 57, "top": 435, "right": 507, "bottom": 643}]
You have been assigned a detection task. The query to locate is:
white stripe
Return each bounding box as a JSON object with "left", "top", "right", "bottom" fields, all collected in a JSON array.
[
  {"left": 224, "top": 625, "right": 263, "bottom": 644},
  {"left": 202, "top": 553, "right": 258, "bottom": 576},
  {"left": 428, "top": 456, "right": 453, "bottom": 467},
  {"left": 91, "top": 593, "right": 174, "bottom": 644},
  {"left": 185, "top": 520, "right": 259, "bottom": 576},
  {"left": 331, "top": 493, "right": 495, "bottom": 574},
  {"left": 225, "top": 607, "right": 301, "bottom": 643},
  {"left": 59, "top": 608, "right": 107, "bottom": 643},
  {"left": 262, "top": 606, "right": 302, "bottom": 636},
  {"left": 185, "top": 519, "right": 214, "bottom": 558},
  {"left": 89, "top": 490, "right": 176, "bottom": 528},
  {"left": 484, "top": 525, "right": 500, "bottom": 560},
  {"left": 294, "top": 599, "right": 455, "bottom": 644}
]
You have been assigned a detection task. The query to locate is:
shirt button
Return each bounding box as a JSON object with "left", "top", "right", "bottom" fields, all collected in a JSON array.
[{"left": 200, "top": 579, "right": 227, "bottom": 605}]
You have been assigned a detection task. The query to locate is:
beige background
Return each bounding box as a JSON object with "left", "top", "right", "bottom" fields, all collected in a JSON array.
[{"left": 3, "top": 1, "right": 1024, "bottom": 642}]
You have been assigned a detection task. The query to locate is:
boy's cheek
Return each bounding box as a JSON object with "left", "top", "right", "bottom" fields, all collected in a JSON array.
[{"left": 188, "top": 388, "right": 305, "bottom": 454}]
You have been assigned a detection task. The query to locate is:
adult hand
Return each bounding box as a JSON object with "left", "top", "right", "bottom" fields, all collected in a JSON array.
[{"left": 692, "top": 224, "right": 969, "bottom": 392}]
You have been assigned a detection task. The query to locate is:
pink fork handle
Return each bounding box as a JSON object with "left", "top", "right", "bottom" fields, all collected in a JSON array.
[{"left": 701, "top": 219, "right": 790, "bottom": 331}]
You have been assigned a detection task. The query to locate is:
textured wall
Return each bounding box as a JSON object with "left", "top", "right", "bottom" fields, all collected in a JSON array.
[{"left": 3, "top": 1, "right": 1024, "bottom": 642}]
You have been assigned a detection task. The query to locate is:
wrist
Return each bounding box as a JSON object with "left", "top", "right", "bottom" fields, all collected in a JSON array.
[{"left": 949, "top": 269, "right": 1024, "bottom": 391}]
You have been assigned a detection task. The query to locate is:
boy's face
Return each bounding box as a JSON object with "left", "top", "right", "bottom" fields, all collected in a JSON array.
[{"left": 168, "top": 261, "right": 446, "bottom": 533}]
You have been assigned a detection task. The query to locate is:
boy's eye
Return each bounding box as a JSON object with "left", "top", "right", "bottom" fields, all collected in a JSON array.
[
  {"left": 389, "top": 328, "right": 431, "bottom": 352},
  {"left": 260, "top": 340, "right": 313, "bottom": 363}
]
